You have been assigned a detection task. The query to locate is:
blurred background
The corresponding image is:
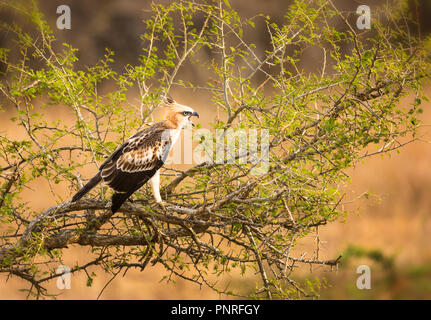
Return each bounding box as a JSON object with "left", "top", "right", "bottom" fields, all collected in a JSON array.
[{"left": 1, "top": 0, "right": 431, "bottom": 299}]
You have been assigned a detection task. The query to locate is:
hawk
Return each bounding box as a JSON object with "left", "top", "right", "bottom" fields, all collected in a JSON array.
[{"left": 71, "top": 98, "right": 199, "bottom": 213}]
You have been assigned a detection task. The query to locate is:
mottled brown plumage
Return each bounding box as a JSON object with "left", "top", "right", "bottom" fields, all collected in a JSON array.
[{"left": 71, "top": 98, "right": 199, "bottom": 213}]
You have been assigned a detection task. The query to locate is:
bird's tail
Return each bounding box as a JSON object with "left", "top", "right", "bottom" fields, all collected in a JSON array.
[
  {"left": 111, "top": 191, "right": 134, "bottom": 214},
  {"left": 72, "top": 173, "right": 102, "bottom": 202}
]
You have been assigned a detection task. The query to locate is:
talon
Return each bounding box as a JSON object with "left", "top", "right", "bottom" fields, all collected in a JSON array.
[{"left": 155, "top": 200, "right": 167, "bottom": 211}]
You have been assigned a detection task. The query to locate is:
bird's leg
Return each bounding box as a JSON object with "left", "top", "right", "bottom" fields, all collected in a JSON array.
[{"left": 150, "top": 170, "right": 167, "bottom": 211}]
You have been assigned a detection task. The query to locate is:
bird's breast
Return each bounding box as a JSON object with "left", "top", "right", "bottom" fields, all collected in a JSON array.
[{"left": 168, "top": 129, "right": 181, "bottom": 146}]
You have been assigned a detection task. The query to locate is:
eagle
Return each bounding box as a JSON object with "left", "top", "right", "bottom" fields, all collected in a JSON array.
[{"left": 71, "top": 97, "right": 199, "bottom": 213}]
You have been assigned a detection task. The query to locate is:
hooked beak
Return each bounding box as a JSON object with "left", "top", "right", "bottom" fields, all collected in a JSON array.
[{"left": 190, "top": 111, "right": 199, "bottom": 127}]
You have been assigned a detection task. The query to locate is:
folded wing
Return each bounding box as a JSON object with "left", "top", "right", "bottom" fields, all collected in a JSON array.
[{"left": 99, "top": 124, "right": 172, "bottom": 194}]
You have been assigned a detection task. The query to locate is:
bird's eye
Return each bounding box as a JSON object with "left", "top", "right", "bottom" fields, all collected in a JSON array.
[{"left": 182, "top": 111, "right": 191, "bottom": 116}]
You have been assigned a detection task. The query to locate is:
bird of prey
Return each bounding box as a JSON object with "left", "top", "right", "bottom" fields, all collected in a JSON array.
[{"left": 71, "top": 97, "right": 199, "bottom": 213}]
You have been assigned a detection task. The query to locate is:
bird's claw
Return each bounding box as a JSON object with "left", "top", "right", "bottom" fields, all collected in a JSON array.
[{"left": 155, "top": 200, "right": 168, "bottom": 211}]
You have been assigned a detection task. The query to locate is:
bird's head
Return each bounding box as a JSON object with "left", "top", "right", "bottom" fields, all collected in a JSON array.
[{"left": 161, "top": 96, "right": 199, "bottom": 129}]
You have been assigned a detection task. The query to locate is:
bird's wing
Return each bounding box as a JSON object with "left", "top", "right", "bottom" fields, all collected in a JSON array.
[
  {"left": 116, "top": 131, "right": 170, "bottom": 173},
  {"left": 99, "top": 124, "right": 172, "bottom": 192}
]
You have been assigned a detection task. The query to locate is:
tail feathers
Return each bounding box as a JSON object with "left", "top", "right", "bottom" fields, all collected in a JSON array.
[
  {"left": 111, "top": 191, "right": 133, "bottom": 214},
  {"left": 72, "top": 173, "right": 102, "bottom": 202}
]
